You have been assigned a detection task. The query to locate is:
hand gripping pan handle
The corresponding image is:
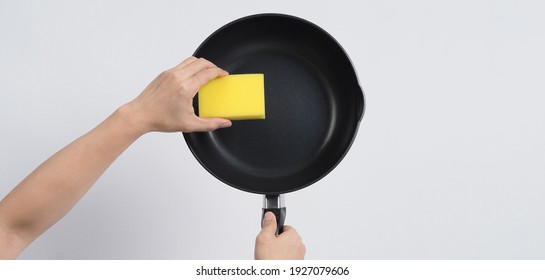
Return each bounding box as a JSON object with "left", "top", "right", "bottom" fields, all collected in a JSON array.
[{"left": 262, "top": 194, "right": 286, "bottom": 235}]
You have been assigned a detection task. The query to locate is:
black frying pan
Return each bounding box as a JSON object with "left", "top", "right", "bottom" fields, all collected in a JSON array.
[{"left": 183, "top": 13, "right": 365, "bottom": 234}]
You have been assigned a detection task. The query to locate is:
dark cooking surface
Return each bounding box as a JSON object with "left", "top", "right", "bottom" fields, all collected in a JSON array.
[{"left": 184, "top": 14, "right": 364, "bottom": 194}]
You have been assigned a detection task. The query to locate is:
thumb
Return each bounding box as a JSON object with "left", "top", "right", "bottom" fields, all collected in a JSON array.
[
  {"left": 261, "top": 211, "right": 278, "bottom": 235},
  {"left": 186, "top": 117, "right": 232, "bottom": 132}
]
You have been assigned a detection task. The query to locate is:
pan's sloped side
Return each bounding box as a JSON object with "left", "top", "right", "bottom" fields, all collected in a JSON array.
[{"left": 183, "top": 14, "right": 364, "bottom": 195}]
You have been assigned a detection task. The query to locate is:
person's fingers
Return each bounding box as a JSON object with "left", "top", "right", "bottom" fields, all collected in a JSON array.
[
  {"left": 176, "top": 57, "right": 218, "bottom": 80},
  {"left": 180, "top": 67, "right": 228, "bottom": 97},
  {"left": 280, "top": 225, "right": 296, "bottom": 234},
  {"left": 260, "top": 211, "right": 278, "bottom": 236},
  {"left": 172, "top": 56, "right": 198, "bottom": 70},
  {"left": 278, "top": 225, "right": 299, "bottom": 240},
  {"left": 192, "top": 67, "right": 229, "bottom": 90},
  {"left": 276, "top": 225, "right": 306, "bottom": 257},
  {"left": 171, "top": 57, "right": 229, "bottom": 97},
  {"left": 184, "top": 116, "right": 232, "bottom": 132}
]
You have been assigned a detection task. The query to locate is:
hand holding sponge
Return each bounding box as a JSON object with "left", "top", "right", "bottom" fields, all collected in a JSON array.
[{"left": 198, "top": 74, "right": 265, "bottom": 120}]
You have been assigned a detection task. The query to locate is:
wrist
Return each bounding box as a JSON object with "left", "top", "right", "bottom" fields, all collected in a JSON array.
[{"left": 113, "top": 102, "right": 151, "bottom": 138}]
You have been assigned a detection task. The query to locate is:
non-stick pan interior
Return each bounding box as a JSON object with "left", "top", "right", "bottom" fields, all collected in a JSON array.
[{"left": 184, "top": 14, "right": 364, "bottom": 194}]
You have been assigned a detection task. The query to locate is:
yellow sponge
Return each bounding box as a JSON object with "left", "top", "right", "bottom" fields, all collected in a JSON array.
[{"left": 198, "top": 74, "right": 265, "bottom": 120}]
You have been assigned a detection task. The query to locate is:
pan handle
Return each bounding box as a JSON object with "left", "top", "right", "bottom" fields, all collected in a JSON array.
[{"left": 262, "top": 194, "right": 286, "bottom": 235}]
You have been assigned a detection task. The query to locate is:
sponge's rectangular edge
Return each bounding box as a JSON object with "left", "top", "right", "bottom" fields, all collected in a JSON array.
[{"left": 197, "top": 73, "right": 265, "bottom": 120}]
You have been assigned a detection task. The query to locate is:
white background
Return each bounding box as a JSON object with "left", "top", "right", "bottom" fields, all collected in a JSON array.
[{"left": 1, "top": 0, "right": 544, "bottom": 259}]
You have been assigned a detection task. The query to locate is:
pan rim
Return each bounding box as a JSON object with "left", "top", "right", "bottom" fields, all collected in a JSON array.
[{"left": 184, "top": 13, "right": 366, "bottom": 195}]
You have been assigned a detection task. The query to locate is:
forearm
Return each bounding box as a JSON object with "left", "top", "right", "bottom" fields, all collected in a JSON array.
[
  {"left": 0, "top": 57, "right": 230, "bottom": 259},
  {"left": 0, "top": 104, "right": 144, "bottom": 256}
]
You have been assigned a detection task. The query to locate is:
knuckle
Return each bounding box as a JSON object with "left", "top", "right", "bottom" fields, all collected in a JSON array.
[
  {"left": 161, "top": 68, "right": 174, "bottom": 77},
  {"left": 203, "top": 68, "right": 220, "bottom": 82},
  {"left": 255, "top": 233, "right": 268, "bottom": 245},
  {"left": 198, "top": 57, "right": 214, "bottom": 67},
  {"left": 179, "top": 80, "right": 194, "bottom": 93},
  {"left": 193, "top": 73, "right": 206, "bottom": 86},
  {"left": 158, "top": 70, "right": 170, "bottom": 80},
  {"left": 161, "top": 69, "right": 179, "bottom": 82}
]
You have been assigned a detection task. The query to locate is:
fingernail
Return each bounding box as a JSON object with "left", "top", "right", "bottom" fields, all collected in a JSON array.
[{"left": 220, "top": 121, "right": 232, "bottom": 128}]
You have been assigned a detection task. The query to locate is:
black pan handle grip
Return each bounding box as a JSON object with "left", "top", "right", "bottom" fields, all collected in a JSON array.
[{"left": 262, "top": 194, "right": 286, "bottom": 235}]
